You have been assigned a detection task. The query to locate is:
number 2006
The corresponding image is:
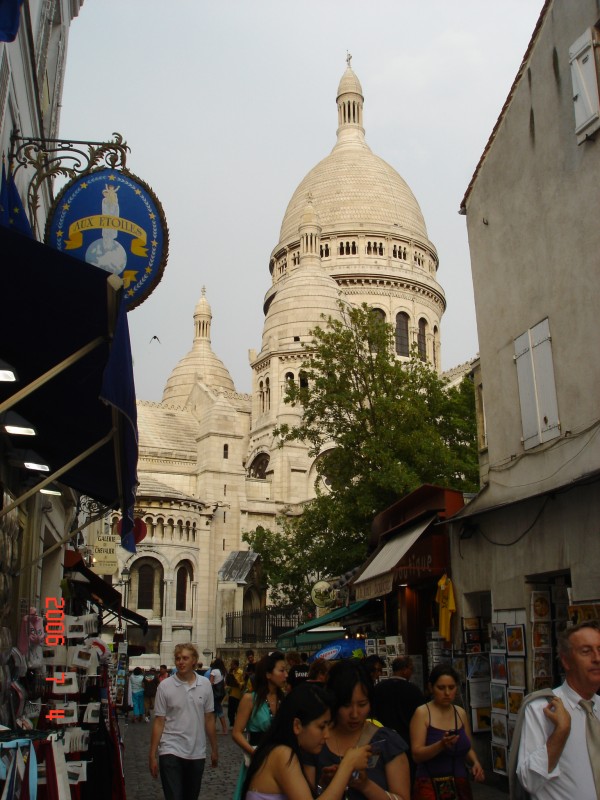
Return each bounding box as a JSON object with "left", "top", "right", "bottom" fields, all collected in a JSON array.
[{"left": 45, "top": 597, "right": 65, "bottom": 646}]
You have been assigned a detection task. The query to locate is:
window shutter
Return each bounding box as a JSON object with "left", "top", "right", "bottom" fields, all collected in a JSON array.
[
  {"left": 530, "top": 318, "right": 560, "bottom": 443},
  {"left": 569, "top": 28, "right": 600, "bottom": 143},
  {"left": 514, "top": 330, "right": 541, "bottom": 449}
]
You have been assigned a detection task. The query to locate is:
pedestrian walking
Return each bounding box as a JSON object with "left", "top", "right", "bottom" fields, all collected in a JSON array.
[
  {"left": 130, "top": 667, "right": 145, "bottom": 724},
  {"left": 149, "top": 643, "right": 218, "bottom": 800},
  {"left": 143, "top": 668, "right": 159, "bottom": 722},
  {"left": 226, "top": 658, "right": 245, "bottom": 727}
]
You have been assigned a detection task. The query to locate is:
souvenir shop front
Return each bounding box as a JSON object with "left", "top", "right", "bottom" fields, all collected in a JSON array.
[
  {"left": 351, "top": 485, "right": 465, "bottom": 689},
  {"left": 0, "top": 226, "right": 140, "bottom": 798}
]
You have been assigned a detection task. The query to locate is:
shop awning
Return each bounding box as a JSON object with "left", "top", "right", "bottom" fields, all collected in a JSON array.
[
  {"left": 0, "top": 226, "right": 139, "bottom": 551},
  {"left": 65, "top": 551, "right": 148, "bottom": 633},
  {"left": 353, "top": 515, "right": 436, "bottom": 600},
  {"left": 277, "top": 599, "right": 370, "bottom": 649}
]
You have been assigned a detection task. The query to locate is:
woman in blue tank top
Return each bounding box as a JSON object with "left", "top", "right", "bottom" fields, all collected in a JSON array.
[{"left": 410, "top": 666, "right": 484, "bottom": 800}]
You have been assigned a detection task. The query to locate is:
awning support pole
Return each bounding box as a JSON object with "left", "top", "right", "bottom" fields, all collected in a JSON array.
[
  {"left": 0, "top": 335, "right": 107, "bottom": 415},
  {"left": 0, "top": 429, "right": 115, "bottom": 519}
]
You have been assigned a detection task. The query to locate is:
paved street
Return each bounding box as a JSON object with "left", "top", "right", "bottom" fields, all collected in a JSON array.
[{"left": 120, "top": 713, "right": 509, "bottom": 800}]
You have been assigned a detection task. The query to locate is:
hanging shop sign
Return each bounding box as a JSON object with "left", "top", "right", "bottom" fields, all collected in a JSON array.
[
  {"left": 45, "top": 167, "right": 168, "bottom": 310},
  {"left": 311, "top": 580, "right": 337, "bottom": 608},
  {"left": 89, "top": 530, "right": 119, "bottom": 576}
]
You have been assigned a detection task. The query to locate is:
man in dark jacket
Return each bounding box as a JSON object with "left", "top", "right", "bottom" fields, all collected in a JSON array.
[{"left": 371, "top": 656, "right": 425, "bottom": 786}]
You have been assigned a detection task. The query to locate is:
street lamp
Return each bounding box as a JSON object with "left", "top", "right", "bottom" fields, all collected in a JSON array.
[{"left": 120, "top": 566, "right": 131, "bottom": 608}]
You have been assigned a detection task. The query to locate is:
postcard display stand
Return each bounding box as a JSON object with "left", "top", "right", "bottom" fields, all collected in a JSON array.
[
  {"left": 0, "top": 607, "right": 127, "bottom": 799},
  {"left": 462, "top": 617, "right": 491, "bottom": 747},
  {"left": 365, "top": 636, "right": 406, "bottom": 679}
]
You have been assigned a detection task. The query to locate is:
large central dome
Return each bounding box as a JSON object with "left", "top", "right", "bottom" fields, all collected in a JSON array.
[{"left": 277, "top": 64, "right": 428, "bottom": 249}]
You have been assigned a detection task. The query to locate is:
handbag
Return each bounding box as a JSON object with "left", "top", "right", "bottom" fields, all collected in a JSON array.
[{"left": 430, "top": 775, "right": 459, "bottom": 800}]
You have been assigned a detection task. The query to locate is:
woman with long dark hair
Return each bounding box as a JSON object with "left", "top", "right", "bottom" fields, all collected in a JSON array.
[
  {"left": 410, "top": 665, "right": 484, "bottom": 800},
  {"left": 242, "top": 682, "right": 370, "bottom": 800},
  {"left": 209, "top": 657, "right": 228, "bottom": 734},
  {"left": 307, "top": 660, "right": 410, "bottom": 800},
  {"left": 232, "top": 651, "right": 289, "bottom": 800}
]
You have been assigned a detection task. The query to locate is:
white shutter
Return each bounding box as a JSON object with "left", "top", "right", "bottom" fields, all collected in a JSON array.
[
  {"left": 514, "top": 330, "right": 541, "bottom": 449},
  {"left": 530, "top": 319, "right": 560, "bottom": 443},
  {"left": 569, "top": 28, "right": 600, "bottom": 143}
]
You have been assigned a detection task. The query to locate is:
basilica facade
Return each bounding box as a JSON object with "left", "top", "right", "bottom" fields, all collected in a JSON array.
[{"left": 115, "top": 62, "right": 448, "bottom": 663}]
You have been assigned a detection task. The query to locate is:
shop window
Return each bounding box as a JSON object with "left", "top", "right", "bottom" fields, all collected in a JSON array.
[{"left": 514, "top": 318, "right": 560, "bottom": 450}]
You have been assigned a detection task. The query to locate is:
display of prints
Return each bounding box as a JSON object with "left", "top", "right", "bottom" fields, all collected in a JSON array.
[
  {"left": 467, "top": 653, "right": 490, "bottom": 680},
  {"left": 471, "top": 706, "right": 491, "bottom": 733},
  {"left": 507, "top": 716, "right": 516, "bottom": 747},
  {"left": 492, "top": 744, "right": 508, "bottom": 775},
  {"left": 531, "top": 592, "right": 551, "bottom": 621},
  {"left": 568, "top": 604, "right": 600, "bottom": 624},
  {"left": 490, "top": 682, "right": 508, "bottom": 713},
  {"left": 466, "top": 642, "right": 483, "bottom": 654},
  {"left": 507, "top": 688, "right": 525, "bottom": 716},
  {"left": 506, "top": 624, "right": 526, "bottom": 656},
  {"left": 533, "top": 650, "right": 553, "bottom": 679},
  {"left": 464, "top": 630, "right": 481, "bottom": 644},
  {"left": 490, "top": 653, "right": 508, "bottom": 683},
  {"left": 452, "top": 656, "right": 466, "bottom": 684},
  {"left": 462, "top": 617, "right": 480, "bottom": 630},
  {"left": 532, "top": 622, "right": 551, "bottom": 649},
  {"left": 507, "top": 658, "right": 526, "bottom": 689},
  {"left": 468, "top": 678, "right": 491, "bottom": 707},
  {"left": 490, "top": 623, "right": 506, "bottom": 653},
  {"left": 491, "top": 712, "right": 508, "bottom": 745}
]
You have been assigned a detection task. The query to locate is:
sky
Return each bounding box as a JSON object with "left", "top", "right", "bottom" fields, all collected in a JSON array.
[{"left": 59, "top": 0, "right": 545, "bottom": 401}]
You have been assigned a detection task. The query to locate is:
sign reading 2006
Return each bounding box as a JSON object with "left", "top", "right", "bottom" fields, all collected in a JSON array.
[{"left": 46, "top": 168, "right": 168, "bottom": 310}]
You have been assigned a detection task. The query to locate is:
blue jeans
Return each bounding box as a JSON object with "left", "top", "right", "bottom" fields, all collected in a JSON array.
[{"left": 159, "top": 754, "right": 205, "bottom": 800}]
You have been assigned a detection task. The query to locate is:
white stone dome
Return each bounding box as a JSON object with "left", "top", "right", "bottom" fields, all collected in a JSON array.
[
  {"left": 276, "top": 64, "right": 429, "bottom": 250},
  {"left": 162, "top": 287, "right": 235, "bottom": 404}
]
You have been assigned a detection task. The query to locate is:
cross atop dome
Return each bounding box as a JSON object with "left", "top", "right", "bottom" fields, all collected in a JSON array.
[{"left": 346, "top": 51, "right": 352, "bottom": 68}]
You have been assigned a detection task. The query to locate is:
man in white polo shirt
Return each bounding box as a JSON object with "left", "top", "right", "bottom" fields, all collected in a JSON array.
[{"left": 149, "top": 643, "right": 218, "bottom": 799}]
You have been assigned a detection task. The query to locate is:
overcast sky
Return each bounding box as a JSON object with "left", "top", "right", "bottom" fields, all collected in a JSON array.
[{"left": 59, "top": 1, "right": 544, "bottom": 401}]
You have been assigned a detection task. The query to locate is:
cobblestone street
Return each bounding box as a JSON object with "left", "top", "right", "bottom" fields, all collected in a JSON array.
[{"left": 121, "top": 714, "right": 240, "bottom": 799}]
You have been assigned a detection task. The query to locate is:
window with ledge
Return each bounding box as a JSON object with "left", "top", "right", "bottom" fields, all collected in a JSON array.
[
  {"left": 514, "top": 317, "right": 560, "bottom": 450},
  {"left": 569, "top": 24, "right": 600, "bottom": 143},
  {"left": 395, "top": 312, "right": 410, "bottom": 356}
]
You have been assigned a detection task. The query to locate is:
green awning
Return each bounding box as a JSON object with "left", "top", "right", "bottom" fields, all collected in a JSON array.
[
  {"left": 277, "top": 628, "right": 344, "bottom": 651},
  {"left": 279, "top": 599, "right": 370, "bottom": 641}
]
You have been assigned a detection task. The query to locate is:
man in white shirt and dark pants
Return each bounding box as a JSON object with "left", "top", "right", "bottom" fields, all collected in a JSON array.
[
  {"left": 149, "top": 643, "right": 218, "bottom": 799},
  {"left": 517, "top": 620, "right": 600, "bottom": 800}
]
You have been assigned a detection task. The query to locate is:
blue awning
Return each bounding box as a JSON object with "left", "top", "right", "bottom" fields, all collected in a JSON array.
[{"left": 0, "top": 225, "right": 139, "bottom": 551}]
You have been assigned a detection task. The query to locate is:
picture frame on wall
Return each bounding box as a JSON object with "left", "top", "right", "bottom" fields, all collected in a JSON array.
[
  {"left": 490, "top": 653, "right": 508, "bottom": 683},
  {"left": 533, "top": 650, "right": 553, "bottom": 679},
  {"left": 462, "top": 617, "right": 481, "bottom": 630},
  {"left": 468, "top": 679, "right": 491, "bottom": 708},
  {"left": 531, "top": 592, "right": 551, "bottom": 621},
  {"left": 490, "top": 623, "right": 506, "bottom": 653},
  {"left": 506, "top": 624, "right": 526, "bottom": 656},
  {"left": 507, "top": 688, "right": 525, "bottom": 716},
  {"left": 532, "top": 622, "right": 551, "bottom": 649},
  {"left": 490, "top": 682, "right": 508, "bottom": 714},
  {"left": 507, "top": 658, "right": 527, "bottom": 689},
  {"left": 471, "top": 706, "right": 492, "bottom": 733},
  {"left": 491, "top": 712, "right": 508, "bottom": 745},
  {"left": 492, "top": 744, "right": 508, "bottom": 776}
]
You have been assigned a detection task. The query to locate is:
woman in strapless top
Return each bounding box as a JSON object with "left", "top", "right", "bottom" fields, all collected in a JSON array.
[{"left": 242, "top": 683, "right": 371, "bottom": 800}]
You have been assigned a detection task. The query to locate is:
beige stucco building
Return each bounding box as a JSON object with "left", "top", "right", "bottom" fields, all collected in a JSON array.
[
  {"left": 449, "top": 0, "right": 600, "bottom": 688},
  {"left": 116, "top": 62, "right": 449, "bottom": 663}
]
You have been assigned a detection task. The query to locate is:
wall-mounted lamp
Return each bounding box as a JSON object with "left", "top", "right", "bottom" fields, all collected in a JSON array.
[
  {"left": 9, "top": 449, "right": 50, "bottom": 472},
  {"left": 1, "top": 411, "right": 36, "bottom": 436},
  {"left": 0, "top": 359, "right": 18, "bottom": 382}
]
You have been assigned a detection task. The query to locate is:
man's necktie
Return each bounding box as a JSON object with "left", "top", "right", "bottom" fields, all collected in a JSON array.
[{"left": 579, "top": 699, "right": 600, "bottom": 798}]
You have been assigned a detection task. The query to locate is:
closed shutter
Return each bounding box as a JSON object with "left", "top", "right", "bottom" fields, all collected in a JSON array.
[
  {"left": 514, "top": 330, "right": 541, "bottom": 449},
  {"left": 530, "top": 318, "right": 560, "bottom": 443},
  {"left": 569, "top": 28, "right": 600, "bottom": 143}
]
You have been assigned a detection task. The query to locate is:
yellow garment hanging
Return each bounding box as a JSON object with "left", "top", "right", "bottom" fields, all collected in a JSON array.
[{"left": 436, "top": 573, "right": 456, "bottom": 641}]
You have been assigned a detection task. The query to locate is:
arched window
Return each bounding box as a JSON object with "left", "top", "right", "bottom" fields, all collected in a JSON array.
[
  {"left": 223, "top": 443, "right": 229, "bottom": 459},
  {"left": 395, "top": 312, "right": 410, "bottom": 356},
  {"left": 176, "top": 565, "right": 188, "bottom": 611},
  {"left": 433, "top": 326, "right": 439, "bottom": 369},
  {"left": 249, "top": 453, "right": 270, "bottom": 479},
  {"left": 367, "top": 241, "right": 372, "bottom": 255},
  {"left": 299, "top": 371, "right": 309, "bottom": 389},
  {"left": 138, "top": 564, "right": 154, "bottom": 608},
  {"left": 371, "top": 308, "right": 386, "bottom": 323},
  {"left": 418, "top": 318, "right": 428, "bottom": 361},
  {"left": 379, "top": 243, "right": 384, "bottom": 256},
  {"left": 265, "top": 377, "right": 270, "bottom": 410},
  {"left": 351, "top": 241, "right": 357, "bottom": 255}
]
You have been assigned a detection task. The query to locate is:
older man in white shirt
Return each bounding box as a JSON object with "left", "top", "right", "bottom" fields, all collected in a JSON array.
[{"left": 517, "top": 620, "right": 600, "bottom": 800}]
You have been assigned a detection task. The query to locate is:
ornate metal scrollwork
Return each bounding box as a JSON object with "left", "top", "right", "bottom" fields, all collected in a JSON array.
[{"left": 9, "top": 132, "right": 130, "bottom": 239}]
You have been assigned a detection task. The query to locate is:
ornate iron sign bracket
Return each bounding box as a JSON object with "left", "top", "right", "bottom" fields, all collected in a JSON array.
[{"left": 9, "top": 131, "right": 130, "bottom": 239}]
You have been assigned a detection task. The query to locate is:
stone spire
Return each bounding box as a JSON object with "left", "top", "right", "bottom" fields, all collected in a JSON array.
[
  {"left": 336, "top": 55, "right": 365, "bottom": 145},
  {"left": 297, "top": 194, "right": 322, "bottom": 271}
]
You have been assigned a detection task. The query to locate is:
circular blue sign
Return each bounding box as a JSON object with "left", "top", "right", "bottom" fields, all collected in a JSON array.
[{"left": 46, "top": 168, "right": 169, "bottom": 310}]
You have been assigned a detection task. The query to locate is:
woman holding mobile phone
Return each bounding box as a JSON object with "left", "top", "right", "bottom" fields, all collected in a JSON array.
[
  {"left": 410, "top": 665, "right": 484, "bottom": 800},
  {"left": 305, "top": 660, "right": 410, "bottom": 800}
]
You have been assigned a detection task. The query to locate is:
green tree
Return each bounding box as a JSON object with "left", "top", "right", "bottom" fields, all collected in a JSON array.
[{"left": 245, "top": 302, "right": 478, "bottom": 609}]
